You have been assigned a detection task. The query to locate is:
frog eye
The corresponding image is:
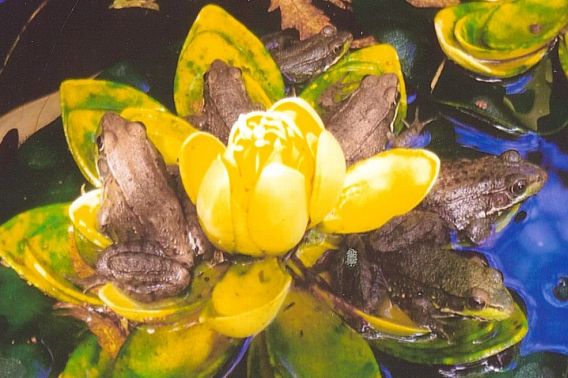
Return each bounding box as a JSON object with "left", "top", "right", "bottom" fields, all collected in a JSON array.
[
  {"left": 511, "top": 179, "right": 527, "bottom": 196},
  {"left": 501, "top": 150, "right": 521, "bottom": 164},
  {"left": 330, "top": 41, "right": 344, "bottom": 55},
  {"left": 467, "top": 288, "right": 488, "bottom": 311},
  {"left": 322, "top": 25, "right": 336, "bottom": 36}
]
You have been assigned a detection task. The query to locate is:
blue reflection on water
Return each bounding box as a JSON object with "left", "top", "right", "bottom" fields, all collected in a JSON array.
[{"left": 449, "top": 118, "right": 568, "bottom": 356}]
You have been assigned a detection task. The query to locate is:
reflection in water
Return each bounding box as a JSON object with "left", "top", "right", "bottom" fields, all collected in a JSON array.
[{"left": 451, "top": 118, "right": 568, "bottom": 356}]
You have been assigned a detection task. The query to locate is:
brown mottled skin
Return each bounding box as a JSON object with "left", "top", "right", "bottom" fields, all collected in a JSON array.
[
  {"left": 96, "top": 112, "right": 194, "bottom": 301},
  {"left": 264, "top": 25, "right": 353, "bottom": 84},
  {"left": 201, "top": 59, "right": 258, "bottom": 144},
  {"left": 326, "top": 74, "right": 399, "bottom": 165},
  {"left": 420, "top": 150, "right": 547, "bottom": 244}
]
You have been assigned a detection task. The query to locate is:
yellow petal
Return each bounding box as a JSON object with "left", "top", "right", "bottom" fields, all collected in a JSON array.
[
  {"left": 321, "top": 148, "right": 440, "bottom": 234},
  {"left": 248, "top": 163, "right": 309, "bottom": 255},
  {"left": 202, "top": 258, "right": 292, "bottom": 338},
  {"left": 309, "top": 130, "right": 346, "bottom": 227},
  {"left": 270, "top": 97, "right": 324, "bottom": 138},
  {"left": 68, "top": 189, "right": 112, "bottom": 249},
  {"left": 120, "top": 108, "right": 197, "bottom": 165},
  {"left": 196, "top": 157, "right": 235, "bottom": 251},
  {"left": 222, "top": 159, "right": 263, "bottom": 256},
  {"left": 179, "top": 132, "right": 226, "bottom": 203}
]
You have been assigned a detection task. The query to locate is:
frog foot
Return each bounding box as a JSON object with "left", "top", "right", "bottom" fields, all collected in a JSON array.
[{"left": 390, "top": 107, "right": 438, "bottom": 148}]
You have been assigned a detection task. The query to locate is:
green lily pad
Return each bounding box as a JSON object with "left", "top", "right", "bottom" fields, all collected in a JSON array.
[
  {"left": 559, "top": 34, "right": 568, "bottom": 79},
  {"left": 0, "top": 343, "right": 53, "bottom": 378},
  {"left": 369, "top": 302, "right": 528, "bottom": 365},
  {"left": 300, "top": 44, "right": 407, "bottom": 132},
  {"left": 261, "top": 288, "right": 382, "bottom": 378},
  {"left": 174, "top": 4, "right": 284, "bottom": 117},
  {"left": 60, "top": 335, "right": 113, "bottom": 378},
  {"left": 483, "top": 0, "right": 568, "bottom": 51},
  {"left": 60, "top": 79, "right": 166, "bottom": 186},
  {"left": 113, "top": 322, "right": 241, "bottom": 377},
  {"left": 0, "top": 203, "right": 101, "bottom": 306}
]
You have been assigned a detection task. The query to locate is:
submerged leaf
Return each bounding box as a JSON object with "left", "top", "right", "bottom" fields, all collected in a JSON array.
[
  {"left": 60, "top": 335, "right": 113, "bottom": 378},
  {"left": 268, "top": 0, "right": 331, "bottom": 40},
  {"left": 0, "top": 204, "right": 101, "bottom": 306},
  {"left": 113, "top": 322, "right": 241, "bottom": 377},
  {"left": 262, "top": 288, "right": 381, "bottom": 377}
]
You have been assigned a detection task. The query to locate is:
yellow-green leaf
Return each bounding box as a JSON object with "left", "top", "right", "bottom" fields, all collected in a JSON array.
[
  {"left": 263, "top": 288, "right": 381, "bottom": 378},
  {"left": 60, "top": 79, "right": 166, "bottom": 186},
  {"left": 120, "top": 107, "right": 197, "bottom": 165},
  {"left": 60, "top": 335, "right": 113, "bottom": 378},
  {"left": 0, "top": 204, "right": 101, "bottom": 305},
  {"left": 301, "top": 44, "right": 407, "bottom": 132},
  {"left": 483, "top": 0, "right": 568, "bottom": 51},
  {"left": 174, "top": 5, "right": 284, "bottom": 116},
  {"left": 435, "top": 3, "right": 549, "bottom": 78},
  {"left": 113, "top": 322, "right": 242, "bottom": 377}
]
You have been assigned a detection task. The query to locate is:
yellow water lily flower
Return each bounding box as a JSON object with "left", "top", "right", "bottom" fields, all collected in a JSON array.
[{"left": 180, "top": 97, "right": 346, "bottom": 256}]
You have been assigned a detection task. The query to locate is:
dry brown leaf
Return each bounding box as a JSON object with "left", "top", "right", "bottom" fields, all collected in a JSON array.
[
  {"left": 351, "top": 36, "right": 377, "bottom": 49},
  {"left": 269, "top": 0, "right": 331, "bottom": 40},
  {"left": 406, "top": 0, "right": 459, "bottom": 8},
  {"left": 110, "top": 0, "right": 160, "bottom": 11},
  {"left": 55, "top": 303, "right": 129, "bottom": 358},
  {"left": 323, "top": 0, "right": 352, "bottom": 11}
]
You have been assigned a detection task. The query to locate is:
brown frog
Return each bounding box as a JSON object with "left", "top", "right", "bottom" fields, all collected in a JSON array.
[
  {"left": 325, "top": 73, "right": 429, "bottom": 165},
  {"left": 95, "top": 112, "right": 194, "bottom": 301},
  {"left": 199, "top": 59, "right": 258, "bottom": 144},
  {"left": 263, "top": 25, "right": 353, "bottom": 84}
]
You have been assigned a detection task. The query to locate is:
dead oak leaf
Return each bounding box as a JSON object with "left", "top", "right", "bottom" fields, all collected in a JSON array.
[{"left": 269, "top": 0, "right": 331, "bottom": 40}]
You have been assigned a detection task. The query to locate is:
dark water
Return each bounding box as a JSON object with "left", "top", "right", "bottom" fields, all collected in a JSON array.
[{"left": 0, "top": 0, "right": 567, "bottom": 376}]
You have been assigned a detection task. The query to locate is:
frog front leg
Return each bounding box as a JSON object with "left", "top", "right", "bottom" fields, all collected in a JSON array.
[
  {"left": 96, "top": 241, "right": 191, "bottom": 302},
  {"left": 464, "top": 217, "right": 494, "bottom": 245}
]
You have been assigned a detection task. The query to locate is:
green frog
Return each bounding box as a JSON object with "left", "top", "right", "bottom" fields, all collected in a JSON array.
[
  {"left": 331, "top": 239, "right": 515, "bottom": 334},
  {"left": 263, "top": 25, "right": 352, "bottom": 84},
  {"left": 420, "top": 150, "right": 547, "bottom": 244},
  {"left": 95, "top": 112, "right": 195, "bottom": 302}
]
